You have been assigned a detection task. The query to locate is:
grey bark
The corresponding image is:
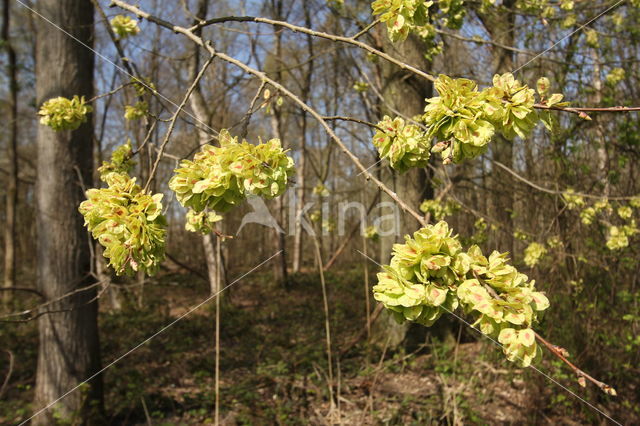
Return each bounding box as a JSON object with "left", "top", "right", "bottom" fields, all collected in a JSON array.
[
  {"left": 34, "top": 1, "right": 102, "bottom": 424},
  {"left": 477, "top": 1, "right": 516, "bottom": 252},
  {"left": 2, "top": 0, "right": 18, "bottom": 305},
  {"left": 373, "top": 31, "right": 433, "bottom": 348}
]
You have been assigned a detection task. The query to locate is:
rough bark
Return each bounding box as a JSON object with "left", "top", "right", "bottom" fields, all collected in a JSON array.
[
  {"left": 2, "top": 0, "right": 18, "bottom": 305},
  {"left": 33, "top": 1, "right": 102, "bottom": 424},
  {"left": 268, "top": 0, "right": 289, "bottom": 287},
  {"left": 292, "top": 6, "right": 314, "bottom": 274},
  {"left": 477, "top": 1, "right": 516, "bottom": 252},
  {"left": 373, "top": 31, "right": 433, "bottom": 349}
]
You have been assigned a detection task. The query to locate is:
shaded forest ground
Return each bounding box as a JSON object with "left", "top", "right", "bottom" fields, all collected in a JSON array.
[{"left": 1, "top": 267, "right": 636, "bottom": 425}]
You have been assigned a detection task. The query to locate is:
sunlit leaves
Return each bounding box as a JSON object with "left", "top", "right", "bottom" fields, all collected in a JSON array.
[{"left": 38, "top": 95, "right": 92, "bottom": 131}]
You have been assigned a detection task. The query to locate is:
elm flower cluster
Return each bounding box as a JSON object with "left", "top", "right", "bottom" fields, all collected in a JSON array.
[
  {"left": 38, "top": 96, "right": 92, "bottom": 131},
  {"left": 419, "top": 199, "right": 460, "bottom": 220},
  {"left": 424, "top": 75, "right": 494, "bottom": 163},
  {"left": 377, "top": 73, "right": 567, "bottom": 168},
  {"left": 483, "top": 73, "right": 539, "bottom": 140},
  {"left": 373, "top": 221, "right": 549, "bottom": 367},
  {"left": 372, "top": 116, "right": 431, "bottom": 172},
  {"left": 97, "top": 141, "right": 136, "bottom": 179},
  {"left": 371, "top": 0, "right": 432, "bottom": 42},
  {"left": 111, "top": 15, "right": 140, "bottom": 39},
  {"left": 169, "top": 130, "right": 295, "bottom": 232},
  {"left": 79, "top": 172, "right": 166, "bottom": 276},
  {"left": 524, "top": 242, "right": 547, "bottom": 267},
  {"left": 124, "top": 101, "right": 148, "bottom": 121},
  {"left": 185, "top": 210, "right": 222, "bottom": 234}
]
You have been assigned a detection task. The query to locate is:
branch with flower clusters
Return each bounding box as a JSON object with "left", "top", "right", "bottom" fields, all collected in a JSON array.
[{"left": 103, "top": 0, "right": 627, "bottom": 397}]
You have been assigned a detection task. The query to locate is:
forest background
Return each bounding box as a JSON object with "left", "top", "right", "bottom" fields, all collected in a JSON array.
[{"left": 1, "top": 0, "right": 639, "bottom": 424}]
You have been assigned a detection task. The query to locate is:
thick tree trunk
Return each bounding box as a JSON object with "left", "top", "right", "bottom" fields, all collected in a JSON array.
[
  {"left": 2, "top": 0, "right": 18, "bottom": 305},
  {"left": 33, "top": 1, "right": 102, "bottom": 424},
  {"left": 478, "top": 1, "right": 516, "bottom": 252},
  {"left": 373, "top": 31, "right": 433, "bottom": 348},
  {"left": 268, "top": 7, "right": 289, "bottom": 288},
  {"left": 292, "top": 6, "right": 314, "bottom": 274}
]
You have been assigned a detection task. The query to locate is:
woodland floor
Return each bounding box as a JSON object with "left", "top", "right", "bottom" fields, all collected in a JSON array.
[{"left": 0, "top": 266, "right": 633, "bottom": 425}]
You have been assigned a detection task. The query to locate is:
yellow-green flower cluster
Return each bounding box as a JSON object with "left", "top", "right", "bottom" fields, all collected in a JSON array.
[
  {"left": 373, "top": 116, "right": 431, "bottom": 172},
  {"left": 364, "top": 225, "right": 380, "bottom": 241},
  {"left": 371, "top": 0, "right": 432, "bottom": 42},
  {"left": 524, "top": 242, "right": 547, "bottom": 267},
  {"left": 371, "top": 0, "right": 465, "bottom": 43},
  {"left": 419, "top": 199, "right": 460, "bottom": 220},
  {"left": 484, "top": 73, "right": 539, "bottom": 140},
  {"left": 111, "top": 15, "right": 140, "bottom": 39},
  {"left": 562, "top": 188, "right": 585, "bottom": 210},
  {"left": 353, "top": 81, "right": 369, "bottom": 93},
  {"left": 124, "top": 101, "right": 148, "bottom": 121},
  {"left": 169, "top": 130, "right": 295, "bottom": 229},
  {"left": 565, "top": 195, "right": 639, "bottom": 251},
  {"left": 39, "top": 96, "right": 92, "bottom": 131},
  {"left": 97, "top": 141, "right": 136, "bottom": 179},
  {"left": 185, "top": 210, "right": 222, "bottom": 234},
  {"left": 373, "top": 221, "right": 549, "bottom": 367},
  {"left": 79, "top": 173, "right": 166, "bottom": 276},
  {"left": 498, "top": 327, "right": 537, "bottom": 366},
  {"left": 313, "top": 183, "right": 330, "bottom": 197},
  {"left": 375, "top": 73, "right": 566, "bottom": 168},
  {"left": 424, "top": 75, "right": 494, "bottom": 163},
  {"left": 606, "top": 68, "right": 626, "bottom": 86},
  {"left": 606, "top": 224, "right": 638, "bottom": 251}
]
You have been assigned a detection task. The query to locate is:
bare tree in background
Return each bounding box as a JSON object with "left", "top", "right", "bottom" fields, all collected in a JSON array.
[{"left": 2, "top": 0, "right": 18, "bottom": 304}]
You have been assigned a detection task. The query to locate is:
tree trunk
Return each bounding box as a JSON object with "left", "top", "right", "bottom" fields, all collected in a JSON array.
[
  {"left": 373, "top": 30, "right": 433, "bottom": 349},
  {"left": 2, "top": 0, "right": 18, "bottom": 305},
  {"left": 478, "top": 1, "right": 516, "bottom": 252},
  {"left": 33, "top": 1, "right": 102, "bottom": 424},
  {"left": 292, "top": 5, "right": 314, "bottom": 274},
  {"left": 268, "top": 5, "right": 289, "bottom": 288}
]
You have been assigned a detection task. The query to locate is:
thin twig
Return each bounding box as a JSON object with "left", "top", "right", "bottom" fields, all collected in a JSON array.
[
  {"left": 534, "top": 103, "right": 640, "bottom": 116},
  {"left": 239, "top": 80, "right": 267, "bottom": 138},
  {"left": 0, "top": 350, "right": 14, "bottom": 399},
  {"left": 534, "top": 331, "right": 617, "bottom": 396},
  {"left": 187, "top": 14, "right": 436, "bottom": 82},
  {"left": 351, "top": 18, "right": 380, "bottom": 40},
  {"left": 111, "top": 0, "right": 428, "bottom": 226},
  {"left": 306, "top": 212, "right": 335, "bottom": 405},
  {"left": 144, "top": 54, "right": 215, "bottom": 192},
  {"left": 322, "top": 115, "right": 384, "bottom": 132},
  {"left": 492, "top": 160, "right": 636, "bottom": 200}
]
